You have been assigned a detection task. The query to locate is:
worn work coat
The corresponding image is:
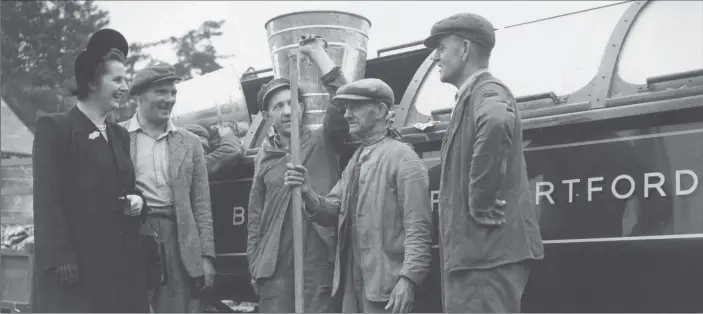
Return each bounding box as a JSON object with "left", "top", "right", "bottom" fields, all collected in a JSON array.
[
  {"left": 205, "top": 135, "right": 244, "bottom": 178},
  {"left": 247, "top": 67, "right": 349, "bottom": 281},
  {"left": 307, "top": 137, "right": 434, "bottom": 303},
  {"left": 31, "top": 107, "right": 149, "bottom": 313},
  {"left": 120, "top": 118, "right": 216, "bottom": 278},
  {"left": 438, "top": 72, "right": 544, "bottom": 275}
]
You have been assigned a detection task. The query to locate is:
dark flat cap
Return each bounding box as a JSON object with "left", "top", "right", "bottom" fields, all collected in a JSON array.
[
  {"left": 424, "top": 13, "right": 495, "bottom": 50},
  {"left": 332, "top": 78, "right": 394, "bottom": 106},
  {"left": 257, "top": 78, "right": 292, "bottom": 112},
  {"left": 130, "top": 63, "right": 181, "bottom": 96},
  {"left": 73, "top": 28, "right": 129, "bottom": 93},
  {"left": 182, "top": 124, "right": 211, "bottom": 140}
]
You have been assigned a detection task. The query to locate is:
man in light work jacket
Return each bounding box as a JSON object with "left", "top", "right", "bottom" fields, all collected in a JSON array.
[
  {"left": 122, "top": 63, "right": 216, "bottom": 312},
  {"left": 423, "top": 13, "right": 544, "bottom": 313},
  {"left": 283, "top": 79, "right": 433, "bottom": 313},
  {"left": 246, "top": 35, "right": 349, "bottom": 313}
]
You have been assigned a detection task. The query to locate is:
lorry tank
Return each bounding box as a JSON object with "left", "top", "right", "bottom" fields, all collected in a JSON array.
[{"left": 178, "top": 1, "right": 703, "bottom": 312}]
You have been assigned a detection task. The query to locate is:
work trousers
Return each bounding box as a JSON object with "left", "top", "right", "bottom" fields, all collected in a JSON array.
[
  {"left": 444, "top": 261, "right": 531, "bottom": 313},
  {"left": 340, "top": 252, "right": 391, "bottom": 314},
  {"left": 142, "top": 215, "right": 201, "bottom": 313},
  {"left": 257, "top": 262, "right": 335, "bottom": 313}
]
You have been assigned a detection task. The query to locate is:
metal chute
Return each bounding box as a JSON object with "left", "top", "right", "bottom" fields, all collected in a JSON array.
[
  {"left": 265, "top": 10, "right": 372, "bottom": 129},
  {"left": 171, "top": 66, "right": 251, "bottom": 136}
]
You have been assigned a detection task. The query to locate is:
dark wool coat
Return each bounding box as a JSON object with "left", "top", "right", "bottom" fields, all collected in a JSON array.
[
  {"left": 31, "top": 106, "right": 149, "bottom": 313},
  {"left": 438, "top": 73, "right": 544, "bottom": 274}
]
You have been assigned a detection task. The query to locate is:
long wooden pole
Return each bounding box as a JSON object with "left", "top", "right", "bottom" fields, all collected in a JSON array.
[{"left": 288, "top": 51, "right": 305, "bottom": 313}]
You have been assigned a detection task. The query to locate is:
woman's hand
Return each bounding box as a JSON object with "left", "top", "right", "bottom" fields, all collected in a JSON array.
[{"left": 121, "top": 194, "right": 143, "bottom": 216}]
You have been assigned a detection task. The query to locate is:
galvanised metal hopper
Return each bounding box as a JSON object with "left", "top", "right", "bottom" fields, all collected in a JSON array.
[{"left": 265, "top": 10, "right": 371, "bottom": 129}]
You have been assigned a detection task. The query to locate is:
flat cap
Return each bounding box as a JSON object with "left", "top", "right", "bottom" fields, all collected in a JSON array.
[
  {"left": 130, "top": 63, "right": 181, "bottom": 96},
  {"left": 424, "top": 13, "right": 495, "bottom": 50},
  {"left": 257, "top": 78, "right": 291, "bottom": 112},
  {"left": 182, "top": 124, "right": 211, "bottom": 140},
  {"left": 332, "top": 78, "right": 394, "bottom": 106},
  {"left": 73, "top": 28, "right": 129, "bottom": 95}
]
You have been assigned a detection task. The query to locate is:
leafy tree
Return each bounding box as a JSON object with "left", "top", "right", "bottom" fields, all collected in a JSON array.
[
  {"left": 172, "top": 20, "right": 226, "bottom": 80},
  {"left": 1, "top": 0, "right": 110, "bottom": 131},
  {"left": 2, "top": 0, "right": 230, "bottom": 127}
]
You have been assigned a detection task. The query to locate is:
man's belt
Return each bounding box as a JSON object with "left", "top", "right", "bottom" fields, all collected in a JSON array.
[{"left": 147, "top": 205, "right": 176, "bottom": 218}]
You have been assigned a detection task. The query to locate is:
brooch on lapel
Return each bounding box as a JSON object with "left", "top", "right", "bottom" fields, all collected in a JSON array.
[{"left": 89, "top": 131, "right": 100, "bottom": 140}]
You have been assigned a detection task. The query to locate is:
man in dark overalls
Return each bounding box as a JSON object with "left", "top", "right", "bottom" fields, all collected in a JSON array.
[{"left": 246, "top": 36, "right": 349, "bottom": 313}]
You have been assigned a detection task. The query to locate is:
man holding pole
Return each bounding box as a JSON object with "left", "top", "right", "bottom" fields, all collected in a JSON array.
[
  {"left": 246, "top": 36, "right": 349, "bottom": 313},
  {"left": 283, "top": 78, "right": 433, "bottom": 313},
  {"left": 423, "top": 13, "right": 544, "bottom": 313}
]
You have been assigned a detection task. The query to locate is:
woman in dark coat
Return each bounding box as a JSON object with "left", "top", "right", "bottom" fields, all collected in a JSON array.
[{"left": 31, "top": 29, "right": 150, "bottom": 313}]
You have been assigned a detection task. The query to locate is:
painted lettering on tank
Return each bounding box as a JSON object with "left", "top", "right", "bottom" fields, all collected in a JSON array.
[
  {"left": 233, "top": 206, "right": 246, "bottom": 226},
  {"left": 535, "top": 170, "right": 699, "bottom": 205}
]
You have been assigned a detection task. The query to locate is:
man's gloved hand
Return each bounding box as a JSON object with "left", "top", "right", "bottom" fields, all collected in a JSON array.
[{"left": 55, "top": 262, "right": 79, "bottom": 285}]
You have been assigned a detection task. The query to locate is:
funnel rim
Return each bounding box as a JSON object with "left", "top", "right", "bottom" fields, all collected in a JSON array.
[{"left": 264, "top": 10, "right": 372, "bottom": 29}]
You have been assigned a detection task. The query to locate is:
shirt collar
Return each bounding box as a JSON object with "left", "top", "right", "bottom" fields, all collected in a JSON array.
[
  {"left": 268, "top": 132, "right": 284, "bottom": 149},
  {"left": 455, "top": 68, "right": 490, "bottom": 101},
  {"left": 127, "top": 113, "right": 177, "bottom": 136}
]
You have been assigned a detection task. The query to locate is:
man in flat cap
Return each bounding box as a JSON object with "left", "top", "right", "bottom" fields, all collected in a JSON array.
[
  {"left": 121, "top": 63, "right": 215, "bottom": 313},
  {"left": 283, "top": 78, "right": 433, "bottom": 313},
  {"left": 424, "top": 13, "right": 544, "bottom": 313},
  {"left": 183, "top": 123, "right": 244, "bottom": 177},
  {"left": 246, "top": 35, "right": 350, "bottom": 313}
]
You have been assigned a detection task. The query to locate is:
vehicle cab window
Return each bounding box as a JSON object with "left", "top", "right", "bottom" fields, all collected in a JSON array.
[
  {"left": 617, "top": 0, "right": 703, "bottom": 85},
  {"left": 401, "top": 2, "right": 630, "bottom": 128}
]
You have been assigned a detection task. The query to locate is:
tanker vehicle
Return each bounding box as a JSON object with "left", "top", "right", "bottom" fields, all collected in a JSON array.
[{"left": 172, "top": 1, "right": 703, "bottom": 312}]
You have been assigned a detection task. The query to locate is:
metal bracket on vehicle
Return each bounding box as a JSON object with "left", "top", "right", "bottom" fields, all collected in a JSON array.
[{"left": 590, "top": 0, "right": 650, "bottom": 109}]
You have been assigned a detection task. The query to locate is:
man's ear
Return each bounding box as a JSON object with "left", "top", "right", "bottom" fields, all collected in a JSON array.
[
  {"left": 261, "top": 111, "right": 270, "bottom": 121},
  {"left": 376, "top": 102, "right": 389, "bottom": 119},
  {"left": 462, "top": 38, "right": 472, "bottom": 62}
]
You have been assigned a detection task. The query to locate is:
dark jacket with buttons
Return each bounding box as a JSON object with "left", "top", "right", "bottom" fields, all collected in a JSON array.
[{"left": 32, "top": 106, "right": 149, "bottom": 312}]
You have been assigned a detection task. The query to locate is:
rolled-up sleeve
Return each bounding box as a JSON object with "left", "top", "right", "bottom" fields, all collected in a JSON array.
[
  {"left": 396, "top": 152, "right": 433, "bottom": 286},
  {"left": 468, "top": 86, "right": 516, "bottom": 213}
]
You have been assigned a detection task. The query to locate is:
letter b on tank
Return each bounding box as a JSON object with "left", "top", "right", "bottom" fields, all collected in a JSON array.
[{"left": 233, "top": 206, "right": 246, "bottom": 226}]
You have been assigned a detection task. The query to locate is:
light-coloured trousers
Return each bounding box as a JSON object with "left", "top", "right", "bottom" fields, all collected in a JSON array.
[{"left": 142, "top": 215, "right": 202, "bottom": 313}]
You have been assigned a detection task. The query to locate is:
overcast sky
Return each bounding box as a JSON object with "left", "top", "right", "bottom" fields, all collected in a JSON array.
[{"left": 96, "top": 1, "right": 623, "bottom": 73}]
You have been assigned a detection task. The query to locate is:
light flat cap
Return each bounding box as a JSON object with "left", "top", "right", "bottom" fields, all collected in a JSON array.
[
  {"left": 332, "top": 78, "right": 394, "bottom": 106},
  {"left": 130, "top": 63, "right": 181, "bottom": 96},
  {"left": 424, "top": 13, "right": 496, "bottom": 50}
]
